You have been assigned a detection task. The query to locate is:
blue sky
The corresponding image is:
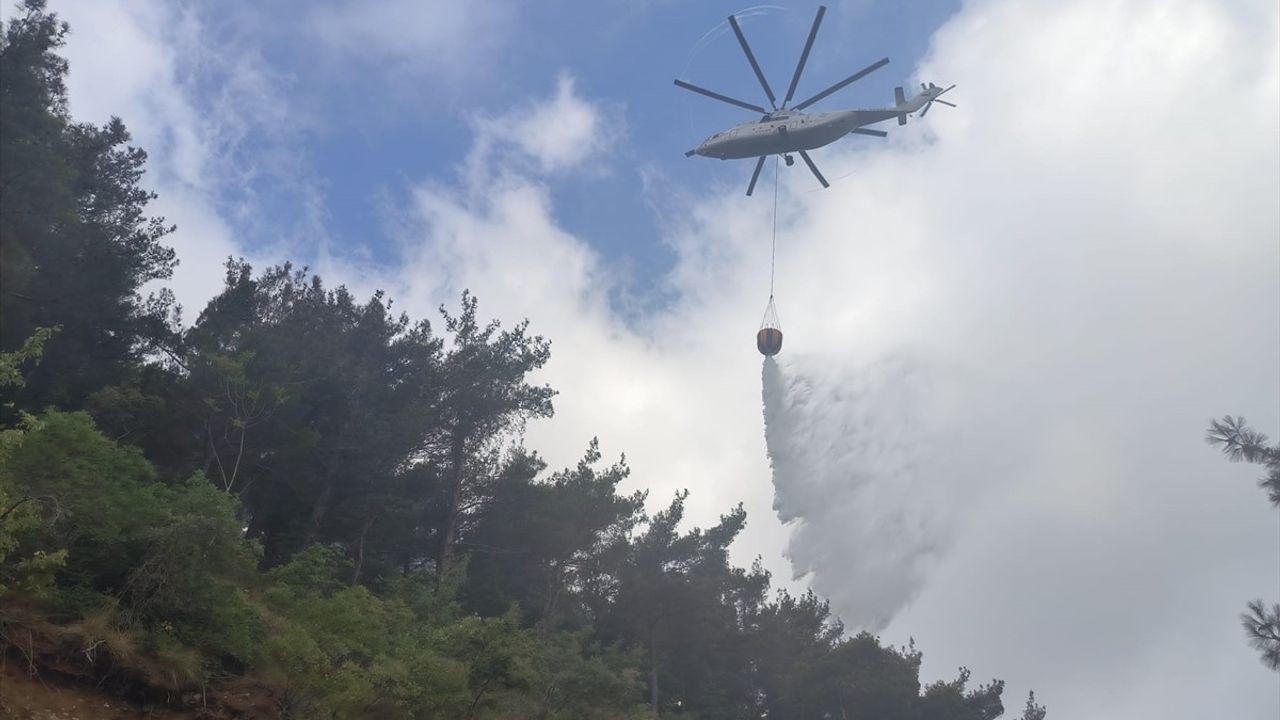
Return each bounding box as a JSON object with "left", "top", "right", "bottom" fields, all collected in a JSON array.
[
  {"left": 162, "top": 1, "right": 960, "bottom": 301},
  {"left": 13, "top": 0, "right": 1280, "bottom": 715}
]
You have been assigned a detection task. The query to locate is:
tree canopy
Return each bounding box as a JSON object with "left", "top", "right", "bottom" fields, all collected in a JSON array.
[
  {"left": 0, "top": 2, "right": 1047, "bottom": 717},
  {"left": 1206, "top": 415, "right": 1280, "bottom": 672}
]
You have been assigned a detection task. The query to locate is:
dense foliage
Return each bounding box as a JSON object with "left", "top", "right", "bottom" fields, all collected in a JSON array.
[{"left": 0, "top": 2, "right": 1046, "bottom": 716}]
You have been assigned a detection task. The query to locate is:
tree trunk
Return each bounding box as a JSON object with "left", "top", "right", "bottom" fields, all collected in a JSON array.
[
  {"left": 245, "top": 502, "right": 269, "bottom": 541},
  {"left": 351, "top": 516, "right": 372, "bottom": 585},
  {"left": 649, "top": 622, "right": 660, "bottom": 719},
  {"left": 304, "top": 476, "right": 334, "bottom": 548},
  {"left": 0, "top": 496, "right": 35, "bottom": 520},
  {"left": 436, "top": 431, "right": 466, "bottom": 580},
  {"left": 540, "top": 562, "right": 565, "bottom": 629},
  {"left": 227, "top": 419, "right": 248, "bottom": 493},
  {"left": 205, "top": 424, "right": 229, "bottom": 489}
]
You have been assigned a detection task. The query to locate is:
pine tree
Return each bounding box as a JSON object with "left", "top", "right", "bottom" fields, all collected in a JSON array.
[
  {"left": 1, "top": 0, "right": 177, "bottom": 413},
  {"left": 1206, "top": 415, "right": 1280, "bottom": 671}
]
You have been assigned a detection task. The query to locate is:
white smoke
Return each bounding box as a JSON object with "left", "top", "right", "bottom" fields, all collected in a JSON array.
[{"left": 762, "top": 353, "right": 959, "bottom": 631}]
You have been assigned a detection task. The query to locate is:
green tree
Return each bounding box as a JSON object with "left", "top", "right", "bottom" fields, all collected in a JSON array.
[
  {"left": 197, "top": 351, "right": 284, "bottom": 495},
  {"left": 918, "top": 667, "right": 1005, "bottom": 720},
  {"left": 0, "top": 327, "right": 67, "bottom": 596},
  {"left": 824, "top": 632, "right": 926, "bottom": 719},
  {"left": 120, "top": 476, "right": 263, "bottom": 664},
  {"left": 182, "top": 261, "right": 446, "bottom": 571},
  {"left": 0, "top": 326, "right": 57, "bottom": 393},
  {"left": 748, "top": 591, "right": 911, "bottom": 719},
  {"left": 255, "top": 544, "right": 643, "bottom": 719},
  {"left": 0, "top": 7, "right": 1050, "bottom": 711},
  {"left": 0, "top": 410, "right": 264, "bottom": 684},
  {"left": 583, "top": 491, "right": 763, "bottom": 718},
  {"left": 431, "top": 291, "right": 555, "bottom": 579},
  {"left": 1207, "top": 415, "right": 1280, "bottom": 506},
  {"left": 1, "top": 410, "right": 168, "bottom": 592},
  {"left": 1019, "top": 691, "right": 1048, "bottom": 720},
  {"left": 1, "top": 0, "right": 177, "bottom": 414},
  {"left": 460, "top": 439, "right": 646, "bottom": 628},
  {"left": 1206, "top": 415, "right": 1280, "bottom": 671}
]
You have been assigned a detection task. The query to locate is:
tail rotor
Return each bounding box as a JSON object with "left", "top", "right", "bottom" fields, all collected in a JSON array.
[{"left": 918, "top": 82, "right": 957, "bottom": 118}]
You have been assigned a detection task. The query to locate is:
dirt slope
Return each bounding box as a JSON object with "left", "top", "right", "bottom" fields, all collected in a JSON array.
[{"left": 0, "top": 661, "right": 198, "bottom": 720}]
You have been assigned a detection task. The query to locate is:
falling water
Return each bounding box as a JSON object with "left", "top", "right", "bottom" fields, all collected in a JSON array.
[{"left": 761, "top": 354, "right": 949, "bottom": 630}]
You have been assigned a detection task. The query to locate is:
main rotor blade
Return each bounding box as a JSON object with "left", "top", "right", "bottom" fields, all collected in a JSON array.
[
  {"left": 745, "top": 156, "right": 767, "bottom": 196},
  {"left": 784, "top": 5, "right": 826, "bottom": 107},
  {"left": 797, "top": 150, "right": 828, "bottom": 188},
  {"left": 792, "top": 57, "right": 890, "bottom": 111},
  {"left": 919, "top": 101, "right": 931, "bottom": 118},
  {"left": 850, "top": 127, "right": 888, "bottom": 137},
  {"left": 728, "top": 14, "right": 777, "bottom": 110},
  {"left": 674, "top": 79, "right": 768, "bottom": 114},
  {"left": 933, "top": 99, "right": 957, "bottom": 108}
]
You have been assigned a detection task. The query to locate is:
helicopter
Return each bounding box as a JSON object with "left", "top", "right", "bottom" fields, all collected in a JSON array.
[{"left": 676, "top": 5, "right": 955, "bottom": 195}]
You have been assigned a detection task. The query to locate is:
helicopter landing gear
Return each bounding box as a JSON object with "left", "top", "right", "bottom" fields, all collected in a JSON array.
[{"left": 783, "top": 154, "right": 795, "bottom": 167}]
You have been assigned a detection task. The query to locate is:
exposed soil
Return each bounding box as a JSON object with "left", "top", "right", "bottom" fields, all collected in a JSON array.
[{"left": 0, "top": 659, "right": 199, "bottom": 720}]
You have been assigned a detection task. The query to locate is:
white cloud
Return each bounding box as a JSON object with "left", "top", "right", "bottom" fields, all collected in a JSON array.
[
  {"left": 42, "top": 0, "right": 299, "bottom": 316},
  {"left": 507, "top": 73, "right": 608, "bottom": 173},
  {"left": 25, "top": 0, "right": 1279, "bottom": 716},
  {"left": 752, "top": 0, "right": 1279, "bottom": 715},
  {"left": 306, "top": 0, "right": 513, "bottom": 84},
  {"left": 293, "top": 74, "right": 797, "bottom": 571},
  {"left": 347, "top": 1, "right": 1279, "bottom": 716},
  {"left": 46, "top": 1, "right": 230, "bottom": 312},
  {"left": 461, "top": 73, "right": 616, "bottom": 186}
]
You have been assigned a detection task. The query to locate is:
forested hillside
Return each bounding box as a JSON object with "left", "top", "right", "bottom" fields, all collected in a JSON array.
[{"left": 0, "top": 2, "right": 1045, "bottom": 717}]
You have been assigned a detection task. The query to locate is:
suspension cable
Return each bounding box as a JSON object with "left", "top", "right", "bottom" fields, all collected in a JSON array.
[{"left": 770, "top": 154, "right": 779, "bottom": 298}]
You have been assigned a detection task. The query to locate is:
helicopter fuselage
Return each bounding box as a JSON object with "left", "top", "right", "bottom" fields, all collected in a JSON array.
[
  {"left": 672, "top": 2, "right": 953, "bottom": 194},
  {"left": 693, "top": 108, "right": 899, "bottom": 160}
]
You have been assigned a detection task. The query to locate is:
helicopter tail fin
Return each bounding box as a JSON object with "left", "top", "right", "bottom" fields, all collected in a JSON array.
[{"left": 894, "top": 86, "right": 907, "bottom": 125}]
